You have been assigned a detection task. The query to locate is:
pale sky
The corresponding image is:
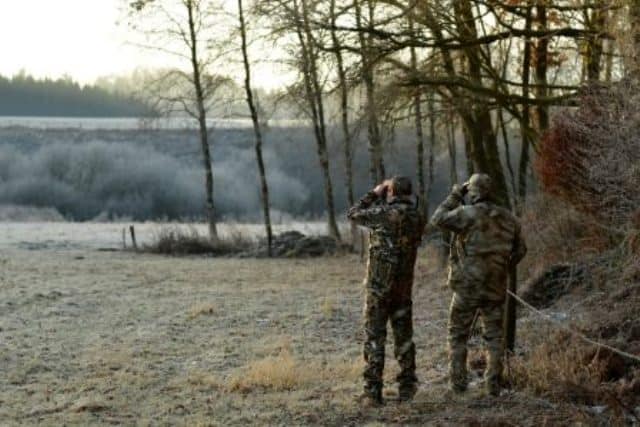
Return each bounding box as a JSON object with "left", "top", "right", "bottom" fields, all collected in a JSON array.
[{"left": 0, "top": 0, "right": 292, "bottom": 90}]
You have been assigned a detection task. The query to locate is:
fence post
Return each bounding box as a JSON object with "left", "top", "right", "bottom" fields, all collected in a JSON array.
[
  {"left": 129, "top": 225, "right": 138, "bottom": 251},
  {"left": 505, "top": 264, "right": 517, "bottom": 352}
]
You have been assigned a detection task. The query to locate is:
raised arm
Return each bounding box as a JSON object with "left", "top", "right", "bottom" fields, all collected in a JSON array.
[
  {"left": 347, "top": 190, "right": 390, "bottom": 228},
  {"left": 430, "top": 184, "right": 472, "bottom": 234}
]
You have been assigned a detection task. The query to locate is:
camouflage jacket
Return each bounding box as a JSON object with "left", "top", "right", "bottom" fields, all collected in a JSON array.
[
  {"left": 348, "top": 191, "right": 424, "bottom": 265},
  {"left": 430, "top": 190, "right": 527, "bottom": 300}
]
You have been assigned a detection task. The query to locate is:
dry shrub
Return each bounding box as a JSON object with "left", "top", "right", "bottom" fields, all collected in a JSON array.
[
  {"left": 187, "top": 302, "right": 216, "bottom": 320},
  {"left": 225, "top": 350, "right": 360, "bottom": 393},
  {"left": 530, "top": 81, "right": 640, "bottom": 297},
  {"left": 511, "top": 331, "right": 640, "bottom": 423},
  {"left": 226, "top": 349, "right": 306, "bottom": 392},
  {"left": 518, "top": 195, "right": 614, "bottom": 280},
  {"left": 510, "top": 331, "right": 610, "bottom": 405},
  {"left": 144, "top": 226, "right": 254, "bottom": 256},
  {"left": 536, "top": 80, "right": 640, "bottom": 230}
]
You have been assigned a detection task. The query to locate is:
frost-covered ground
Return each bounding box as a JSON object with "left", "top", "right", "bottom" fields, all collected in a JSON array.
[
  {"left": 0, "top": 221, "right": 330, "bottom": 251},
  {"left": 1, "top": 243, "right": 592, "bottom": 426}
]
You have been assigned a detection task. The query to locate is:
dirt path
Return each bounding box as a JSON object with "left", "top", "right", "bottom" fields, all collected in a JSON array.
[{"left": 0, "top": 249, "right": 594, "bottom": 426}]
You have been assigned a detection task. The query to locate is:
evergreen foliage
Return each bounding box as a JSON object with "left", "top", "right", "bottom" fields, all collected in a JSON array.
[{"left": 0, "top": 72, "right": 156, "bottom": 117}]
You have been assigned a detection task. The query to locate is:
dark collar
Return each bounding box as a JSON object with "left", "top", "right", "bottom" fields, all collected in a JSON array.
[{"left": 389, "top": 195, "right": 414, "bottom": 206}]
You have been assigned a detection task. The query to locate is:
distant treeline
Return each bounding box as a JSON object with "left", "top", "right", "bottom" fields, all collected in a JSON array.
[{"left": 0, "top": 73, "right": 156, "bottom": 117}]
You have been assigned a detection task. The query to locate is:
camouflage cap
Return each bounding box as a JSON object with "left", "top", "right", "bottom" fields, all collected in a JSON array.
[{"left": 466, "top": 173, "right": 492, "bottom": 203}]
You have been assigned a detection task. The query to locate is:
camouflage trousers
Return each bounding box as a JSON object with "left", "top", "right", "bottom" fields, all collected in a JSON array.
[
  {"left": 363, "top": 260, "right": 417, "bottom": 396},
  {"left": 448, "top": 292, "right": 504, "bottom": 393}
]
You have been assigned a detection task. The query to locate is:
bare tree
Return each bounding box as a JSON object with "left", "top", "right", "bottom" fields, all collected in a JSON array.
[
  {"left": 292, "top": 0, "right": 341, "bottom": 239},
  {"left": 329, "top": 0, "right": 358, "bottom": 245},
  {"left": 237, "top": 0, "right": 273, "bottom": 255},
  {"left": 534, "top": 2, "right": 549, "bottom": 132},
  {"left": 426, "top": 92, "right": 436, "bottom": 216},
  {"left": 129, "top": 0, "right": 226, "bottom": 241},
  {"left": 355, "top": 0, "right": 385, "bottom": 185},
  {"left": 447, "top": 105, "right": 458, "bottom": 186},
  {"left": 408, "top": 11, "right": 427, "bottom": 216},
  {"left": 518, "top": 1, "right": 533, "bottom": 210}
]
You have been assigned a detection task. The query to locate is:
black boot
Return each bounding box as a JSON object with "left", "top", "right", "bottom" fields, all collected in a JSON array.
[{"left": 398, "top": 382, "right": 417, "bottom": 402}]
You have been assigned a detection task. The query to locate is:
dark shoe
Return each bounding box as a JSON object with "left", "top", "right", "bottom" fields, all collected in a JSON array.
[{"left": 398, "top": 383, "right": 417, "bottom": 402}]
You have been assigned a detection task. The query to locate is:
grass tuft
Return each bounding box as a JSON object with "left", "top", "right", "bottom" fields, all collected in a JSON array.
[
  {"left": 187, "top": 303, "right": 216, "bottom": 320},
  {"left": 225, "top": 350, "right": 361, "bottom": 393}
]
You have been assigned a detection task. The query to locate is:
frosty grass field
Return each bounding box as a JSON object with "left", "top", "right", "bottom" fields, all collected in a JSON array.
[{"left": 0, "top": 220, "right": 584, "bottom": 425}]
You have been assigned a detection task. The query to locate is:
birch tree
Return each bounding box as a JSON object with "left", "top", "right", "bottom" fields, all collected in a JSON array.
[{"left": 129, "top": 0, "right": 226, "bottom": 241}]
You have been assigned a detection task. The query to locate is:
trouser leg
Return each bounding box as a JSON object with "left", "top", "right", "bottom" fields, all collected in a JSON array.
[
  {"left": 390, "top": 296, "right": 417, "bottom": 389},
  {"left": 448, "top": 293, "right": 477, "bottom": 391},
  {"left": 363, "top": 289, "right": 389, "bottom": 398},
  {"left": 480, "top": 302, "right": 505, "bottom": 396}
]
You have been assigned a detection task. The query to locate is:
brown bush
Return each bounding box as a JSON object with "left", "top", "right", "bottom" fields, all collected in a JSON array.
[
  {"left": 518, "top": 195, "right": 613, "bottom": 277},
  {"left": 536, "top": 80, "right": 640, "bottom": 230},
  {"left": 509, "top": 331, "right": 609, "bottom": 405}
]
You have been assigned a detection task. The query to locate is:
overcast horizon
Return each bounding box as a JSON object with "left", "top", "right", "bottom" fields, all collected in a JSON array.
[{"left": 0, "top": 0, "right": 294, "bottom": 91}]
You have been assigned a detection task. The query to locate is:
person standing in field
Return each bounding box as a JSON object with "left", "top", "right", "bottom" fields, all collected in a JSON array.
[
  {"left": 431, "top": 173, "right": 527, "bottom": 396},
  {"left": 348, "top": 176, "right": 424, "bottom": 406}
]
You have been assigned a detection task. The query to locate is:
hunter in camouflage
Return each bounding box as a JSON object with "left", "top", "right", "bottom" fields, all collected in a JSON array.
[
  {"left": 348, "top": 176, "right": 424, "bottom": 405},
  {"left": 431, "top": 173, "right": 527, "bottom": 396}
]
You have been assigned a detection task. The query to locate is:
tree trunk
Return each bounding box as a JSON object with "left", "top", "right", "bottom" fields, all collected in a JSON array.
[
  {"left": 535, "top": 3, "right": 549, "bottom": 132},
  {"left": 505, "top": 264, "right": 517, "bottom": 352},
  {"left": 498, "top": 109, "right": 517, "bottom": 198},
  {"left": 447, "top": 107, "right": 458, "bottom": 185},
  {"left": 426, "top": 93, "right": 436, "bottom": 217},
  {"left": 481, "top": 113, "right": 511, "bottom": 208},
  {"left": 453, "top": 0, "right": 511, "bottom": 208},
  {"left": 356, "top": 0, "right": 384, "bottom": 185},
  {"left": 330, "top": 0, "right": 357, "bottom": 246},
  {"left": 630, "top": 0, "right": 640, "bottom": 77},
  {"left": 187, "top": 0, "right": 217, "bottom": 241},
  {"left": 459, "top": 109, "right": 510, "bottom": 208},
  {"left": 604, "top": 37, "right": 614, "bottom": 83},
  {"left": 586, "top": 6, "right": 605, "bottom": 82},
  {"left": 409, "top": 14, "right": 426, "bottom": 216},
  {"left": 238, "top": 0, "right": 273, "bottom": 255},
  {"left": 297, "top": 0, "right": 341, "bottom": 240},
  {"left": 518, "top": 3, "right": 533, "bottom": 210}
]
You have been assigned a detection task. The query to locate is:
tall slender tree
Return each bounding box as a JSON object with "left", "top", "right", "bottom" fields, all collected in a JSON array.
[
  {"left": 292, "top": 0, "right": 341, "bottom": 239},
  {"left": 518, "top": 1, "right": 533, "bottom": 210},
  {"left": 329, "top": 0, "right": 357, "bottom": 245},
  {"left": 129, "top": 0, "right": 226, "bottom": 241},
  {"left": 355, "top": 0, "right": 384, "bottom": 185},
  {"left": 408, "top": 11, "right": 426, "bottom": 216},
  {"left": 237, "top": 0, "right": 273, "bottom": 255}
]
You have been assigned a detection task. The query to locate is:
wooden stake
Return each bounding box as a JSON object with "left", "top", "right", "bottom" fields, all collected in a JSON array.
[
  {"left": 129, "top": 225, "right": 138, "bottom": 251},
  {"left": 505, "top": 264, "right": 517, "bottom": 352}
]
